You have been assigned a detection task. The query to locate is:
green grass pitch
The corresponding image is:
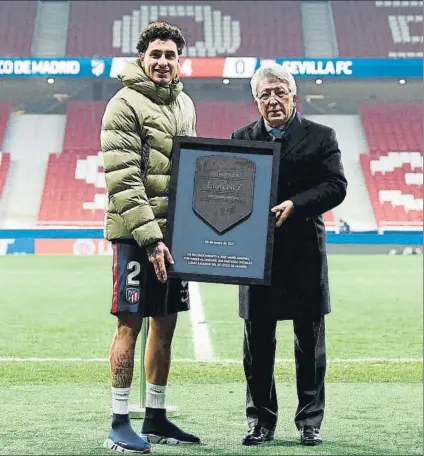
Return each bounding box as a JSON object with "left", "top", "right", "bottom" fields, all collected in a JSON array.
[{"left": 0, "top": 255, "right": 422, "bottom": 455}]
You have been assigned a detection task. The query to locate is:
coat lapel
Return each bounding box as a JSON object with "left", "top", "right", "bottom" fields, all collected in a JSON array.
[
  {"left": 247, "top": 118, "right": 269, "bottom": 141},
  {"left": 280, "top": 112, "right": 310, "bottom": 159}
]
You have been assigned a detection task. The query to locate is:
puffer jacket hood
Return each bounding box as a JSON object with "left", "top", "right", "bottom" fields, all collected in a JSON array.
[{"left": 118, "top": 58, "right": 183, "bottom": 105}]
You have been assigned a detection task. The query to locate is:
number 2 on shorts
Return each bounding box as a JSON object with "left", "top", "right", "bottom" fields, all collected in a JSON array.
[{"left": 126, "top": 261, "right": 141, "bottom": 286}]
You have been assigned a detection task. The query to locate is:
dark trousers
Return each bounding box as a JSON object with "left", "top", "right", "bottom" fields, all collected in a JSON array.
[{"left": 243, "top": 317, "right": 326, "bottom": 431}]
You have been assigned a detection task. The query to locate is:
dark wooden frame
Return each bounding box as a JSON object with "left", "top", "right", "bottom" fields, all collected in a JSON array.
[{"left": 165, "top": 136, "right": 280, "bottom": 285}]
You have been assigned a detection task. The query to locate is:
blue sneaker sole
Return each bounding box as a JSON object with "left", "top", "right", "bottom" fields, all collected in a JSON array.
[{"left": 103, "top": 438, "right": 151, "bottom": 453}]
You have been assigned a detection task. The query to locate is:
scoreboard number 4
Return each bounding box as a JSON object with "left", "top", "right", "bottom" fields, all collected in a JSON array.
[{"left": 179, "top": 59, "right": 193, "bottom": 77}]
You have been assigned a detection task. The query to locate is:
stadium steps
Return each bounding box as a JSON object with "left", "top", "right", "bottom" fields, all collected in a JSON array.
[
  {"left": 31, "top": 1, "right": 70, "bottom": 57},
  {"left": 300, "top": 1, "right": 338, "bottom": 57},
  {"left": 0, "top": 114, "right": 66, "bottom": 228},
  {"left": 305, "top": 114, "right": 377, "bottom": 231}
]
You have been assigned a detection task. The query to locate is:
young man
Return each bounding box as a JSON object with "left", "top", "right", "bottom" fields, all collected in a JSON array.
[{"left": 100, "top": 22, "right": 200, "bottom": 453}]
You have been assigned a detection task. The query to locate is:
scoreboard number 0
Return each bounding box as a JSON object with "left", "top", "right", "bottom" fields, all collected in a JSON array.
[
  {"left": 235, "top": 59, "right": 245, "bottom": 75},
  {"left": 223, "top": 57, "right": 258, "bottom": 78}
]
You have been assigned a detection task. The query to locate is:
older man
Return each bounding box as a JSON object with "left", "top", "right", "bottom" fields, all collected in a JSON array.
[{"left": 231, "top": 63, "right": 347, "bottom": 447}]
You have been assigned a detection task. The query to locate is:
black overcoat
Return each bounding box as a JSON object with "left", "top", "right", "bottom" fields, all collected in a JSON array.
[{"left": 231, "top": 112, "right": 347, "bottom": 320}]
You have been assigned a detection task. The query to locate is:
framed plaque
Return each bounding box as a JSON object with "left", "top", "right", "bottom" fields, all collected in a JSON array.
[{"left": 165, "top": 137, "right": 280, "bottom": 286}]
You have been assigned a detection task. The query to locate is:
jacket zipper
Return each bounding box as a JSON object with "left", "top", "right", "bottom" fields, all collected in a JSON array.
[{"left": 167, "top": 100, "right": 181, "bottom": 136}]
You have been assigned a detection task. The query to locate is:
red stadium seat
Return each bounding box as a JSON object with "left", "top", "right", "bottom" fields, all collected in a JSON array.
[
  {"left": 0, "top": 101, "right": 11, "bottom": 148},
  {"left": 331, "top": 0, "right": 423, "bottom": 58},
  {"left": 195, "top": 101, "right": 302, "bottom": 139},
  {"left": 0, "top": 102, "right": 11, "bottom": 199},
  {"left": 196, "top": 101, "right": 257, "bottom": 139},
  {"left": 62, "top": 101, "right": 108, "bottom": 151},
  {"left": 66, "top": 1, "right": 303, "bottom": 58},
  {"left": 0, "top": 2, "right": 37, "bottom": 57},
  {"left": 323, "top": 210, "right": 336, "bottom": 230},
  {"left": 0, "top": 152, "right": 10, "bottom": 200},
  {"left": 38, "top": 149, "right": 106, "bottom": 226},
  {"left": 359, "top": 102, "right": 423, "bottom": 229},
  {"left": 360, "top": 102, "right": 422, "bottom": 155}
]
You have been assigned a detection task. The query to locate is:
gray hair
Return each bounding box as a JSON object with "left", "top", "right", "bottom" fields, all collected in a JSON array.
[{"left": 250, "top": 62, "right": 297, "bottom": 98}]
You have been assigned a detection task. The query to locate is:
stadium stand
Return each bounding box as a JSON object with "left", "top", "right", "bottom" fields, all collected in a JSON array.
[
  {"left": 38, "top": 101, "right": 107, "bottom": 225},
  {"left": 360, "top": 102, "right": 422, "bottom": 155},
  {"left": 0, "top": 152, "right": 10, "bottom": 200},
  {"left": 38, "top": 149, "right": 105, "bottom": 226},
  {"left": 0, "top": 102, "right": 11, "bottom": 200},
  {"left": 0, "top": 101, "right": 11, "bottom": 147},
  {"left": 37, "top": 101, "right": 339, "bottom": 228},
  {"left": 66, "top": 1, "right": 303, "bottom": 57},
  {"left": 0, "top": 1, "right": 37, "bottom": 57},
  {"left": 62, "top": 101, "right": 107, "bottom": 151},
  {"left": 196, "top": 101, "right": 257, "bottom": 138},
  {"left": 331, "top": 0, "right": 423, "bottom": 58},
  {"left": 359, "top": 102, "right": 423, "bottom": 228},
  {"left": 196, "top": 101, "right": 304, "bottom": 139}
]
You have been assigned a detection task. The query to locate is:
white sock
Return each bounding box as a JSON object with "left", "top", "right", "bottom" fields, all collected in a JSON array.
[
  {"left": 112, "top": 387, "right": 131, "bottom": 415},
  {"left": 146, "top": 382, "right": 166, "bottom": 409}
]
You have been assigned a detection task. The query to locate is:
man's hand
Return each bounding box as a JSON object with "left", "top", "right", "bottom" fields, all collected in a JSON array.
[
  {"left": 145, "top": 241, "right": 174, "bottom": 283},
  {"left": 271, "top": 200, "right": 295, "bottom": 227}
]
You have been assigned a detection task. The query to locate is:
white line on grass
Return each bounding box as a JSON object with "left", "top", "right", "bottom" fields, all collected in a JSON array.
[
  {"left": 0, "top": 357, "right": 420, "bottom": 363},
  {"left": 188, "top": 282, "right": 213, "bottom": 361}
]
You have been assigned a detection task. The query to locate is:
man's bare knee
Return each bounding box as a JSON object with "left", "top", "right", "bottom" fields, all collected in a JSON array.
[
  {"left": 115, "top": 312, "right": 143, "bottom": 343},
  {"left": 149, "top": 313, "right": 178, "bottom": 346},
  {"left": 150, "top": 313, "right": 178, "bottom": 332},
  {"left": 150, "top": 313, "right": 178, "bottom": 329}
]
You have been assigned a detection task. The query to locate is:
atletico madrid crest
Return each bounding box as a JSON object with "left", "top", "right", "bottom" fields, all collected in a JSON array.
[{"left": 126, "top": 287, "right": 140, "bottom": 304}]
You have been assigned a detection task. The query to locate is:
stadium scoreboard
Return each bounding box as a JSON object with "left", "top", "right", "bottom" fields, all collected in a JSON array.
[{"left": 0, "top": 57, "right": 421, "bottom": 79}]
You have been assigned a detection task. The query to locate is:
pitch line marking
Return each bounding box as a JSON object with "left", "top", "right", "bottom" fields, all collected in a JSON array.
[
  {"left": 188, "top": 282, "right": 213, "bottom": 361},
  {"left": 0, "top": 357, "right": 420, "bottom": 363}
]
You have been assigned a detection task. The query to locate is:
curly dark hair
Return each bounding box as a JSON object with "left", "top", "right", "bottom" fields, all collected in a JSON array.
[{"left": 136, "top": 21, "right": 186, "bottom": 55}]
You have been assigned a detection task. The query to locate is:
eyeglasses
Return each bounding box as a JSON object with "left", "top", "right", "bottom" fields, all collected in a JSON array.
[{"left": 257, "top": 89, "right": 291, "bottom": 102}]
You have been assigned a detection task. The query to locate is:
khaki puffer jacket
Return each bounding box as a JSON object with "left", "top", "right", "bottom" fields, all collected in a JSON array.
[{"left": 100, "top": 59, "right": 196, "bottom": 247}]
